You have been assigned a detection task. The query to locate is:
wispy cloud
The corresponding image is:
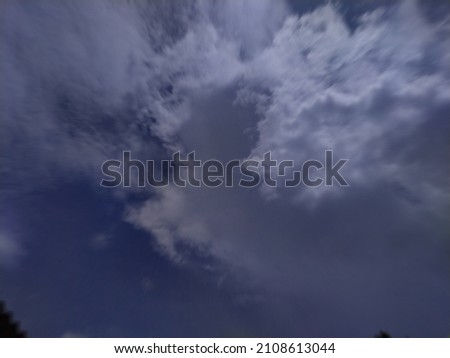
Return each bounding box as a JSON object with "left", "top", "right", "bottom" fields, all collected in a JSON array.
[{"left": 0, "top": 230, "right": 23, "bottom": 267}]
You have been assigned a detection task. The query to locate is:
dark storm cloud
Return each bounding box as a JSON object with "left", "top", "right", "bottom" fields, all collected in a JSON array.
[{"left": 1, "top": 0, "right": 449, "bottom": 337}]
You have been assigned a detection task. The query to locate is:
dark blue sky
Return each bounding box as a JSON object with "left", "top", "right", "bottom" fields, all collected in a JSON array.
[{"left": 1, "top": 0, "right": 449, "bottom": 337}]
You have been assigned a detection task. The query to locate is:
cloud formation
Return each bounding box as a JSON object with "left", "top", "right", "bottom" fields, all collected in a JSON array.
[
  {"left": 1, "top": 0, "right": 449, "bottom": 336},
  {"left": 120, "top": 1, "right": 450, "bottom": 264}
]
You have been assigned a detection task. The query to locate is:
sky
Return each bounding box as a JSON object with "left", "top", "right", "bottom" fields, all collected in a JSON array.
[{"left": 0, "top": 0, "right": 449, "bottom": 337}]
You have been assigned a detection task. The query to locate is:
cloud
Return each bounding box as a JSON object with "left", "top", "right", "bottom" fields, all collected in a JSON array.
[
  {"left": 123, "top": 1, "right": 450, "bottom": 261},
  {"left": 239, "top": 2, "right": 450, "bottom": 203},
  {"left": 0, "top": 231, "right": 23, "bottom": 267},
  {"left": 121, "top": 2, "right": 450, "bottom": 335},
  {"left": 90, "top": 233, "right": 111, "bottom": 250},
  {"left": 1, "top": 0, "right": 449, "bottom": 336},
  {"left": 2, "top": 0, "right": 448, "bottom": 265},
  {"left": 0, "top": 0, "right": 152, "bottom": 187},
  {"left": 125, "top": 187, "right": 212, "bottom": 261},
  {"left": 62, "top": 331, "right": 85, "bottom": 338}
]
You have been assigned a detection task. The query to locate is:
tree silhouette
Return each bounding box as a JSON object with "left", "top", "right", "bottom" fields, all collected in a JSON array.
[
  {"left": 0, "top": 301, "right": 26, "bottom": 338},
  {"left": 374, "top": 330, "right": 391, "bottom": 338}
]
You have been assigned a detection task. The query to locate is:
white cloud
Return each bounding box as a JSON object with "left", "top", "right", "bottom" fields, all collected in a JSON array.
[
  {"left": 2, "top": 1, "right": 449, "bottom": 292},
  {"left": 124, "top": 2, "right": 450, "bottom": 275},
  {"left": 125, "top": 186, "right": 212, "bottom": 261},
  {"left": 238, "top": 2, "right": 450, "bottom": 203}
]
